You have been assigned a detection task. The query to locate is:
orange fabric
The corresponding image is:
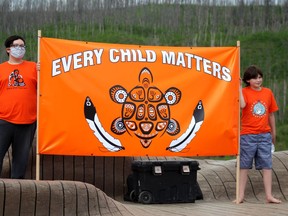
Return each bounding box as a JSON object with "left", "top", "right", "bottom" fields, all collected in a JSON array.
[
  {"left": 0, "top": 61, "right": 37, "bottom": 124},
  {"left": 39, "top": 37, "right": 240, "bottom": 156},
  {"left": 241, "top": 87, "right": 278, "bottom": 135}
]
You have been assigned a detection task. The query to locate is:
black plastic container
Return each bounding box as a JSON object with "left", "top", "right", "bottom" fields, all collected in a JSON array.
[{"left": 125, "top": 159, "right": 202, "bottom": 204}]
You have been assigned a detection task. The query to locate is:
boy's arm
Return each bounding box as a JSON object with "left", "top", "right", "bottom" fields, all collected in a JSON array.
[
  {"left": 269, "top": 112, "right": 276, "bottom": 144},
  {"left": 239, "top": 81, "right": 246, "bottom": 109}
]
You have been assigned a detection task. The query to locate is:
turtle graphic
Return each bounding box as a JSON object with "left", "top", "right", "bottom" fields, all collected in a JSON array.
[
  {"left": 109, "top": 67, "right": 181, "bottom": 149},
  {"left": 84, "top": 67, "right": 204, "bottom": 152}
]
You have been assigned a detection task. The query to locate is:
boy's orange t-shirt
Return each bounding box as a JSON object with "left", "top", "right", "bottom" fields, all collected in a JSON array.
[
  {"left": 240, "top": 86, "right": 278, "bottom": 135},
  {"left": 0, "top": 61, "right": 37, "bottom": 124}
]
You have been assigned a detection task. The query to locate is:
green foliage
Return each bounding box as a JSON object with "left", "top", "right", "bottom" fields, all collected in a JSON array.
[
  {"left": 0, "top": 2, "right": 287, "bottom": 150},
  {"left": 276, "top": 124, "right": 288, "bottom": 151},
  {"left": 237, "top": 31, "right": 288, "bottom": 80}
]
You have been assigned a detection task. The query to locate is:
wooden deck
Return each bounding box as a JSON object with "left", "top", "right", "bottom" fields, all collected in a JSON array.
[
  {"left": 0, "top": 151, "right": 287, "bottom": 215},
  {"left": 197, "top": 151, "right": 288, "bottom": 202},
  {"left": 124, "top": 200, "right": 288, "bottom": 216},
  {"left": 124, "top": 151, "right": 288, "bottom": 215}
]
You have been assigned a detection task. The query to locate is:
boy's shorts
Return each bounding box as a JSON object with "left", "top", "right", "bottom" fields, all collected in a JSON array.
[{"left": 240, "top": 133, "right": 272, "bottom": 170}]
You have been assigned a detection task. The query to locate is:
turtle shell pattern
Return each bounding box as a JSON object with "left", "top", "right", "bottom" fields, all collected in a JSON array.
[{"left": 110, "top": 67, "right": 181, "bottom": 148}]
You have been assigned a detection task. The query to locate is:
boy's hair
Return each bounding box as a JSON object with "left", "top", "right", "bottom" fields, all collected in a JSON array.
[
  {"left": 4, "top": 35, "right": 26, "bottom": 56},
  {"left": 242, "top": 65, "right": 263, "bottom": 86}
]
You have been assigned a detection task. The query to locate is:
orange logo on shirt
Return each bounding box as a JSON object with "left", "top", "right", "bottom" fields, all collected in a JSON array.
[{"left": 8, "top": 69, "right": 25, "bottom": 87}]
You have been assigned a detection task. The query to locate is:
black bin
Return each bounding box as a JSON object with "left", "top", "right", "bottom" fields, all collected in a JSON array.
[{"left": 125, "top": 159, "right": 202, "bottom": 204}]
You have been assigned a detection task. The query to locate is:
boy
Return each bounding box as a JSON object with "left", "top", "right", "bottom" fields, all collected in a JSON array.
[{"left": 238, "top": 65, "right": 281, "bottom": 204}]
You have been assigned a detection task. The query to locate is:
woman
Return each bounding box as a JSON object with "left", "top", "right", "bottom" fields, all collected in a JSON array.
[{"left": 0, "top": 35, "right": 37, "bottom": 179}]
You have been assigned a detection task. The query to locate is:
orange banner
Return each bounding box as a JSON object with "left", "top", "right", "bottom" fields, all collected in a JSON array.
[{"left": 38, "top": 37, "right": 240, "bottom": 156}]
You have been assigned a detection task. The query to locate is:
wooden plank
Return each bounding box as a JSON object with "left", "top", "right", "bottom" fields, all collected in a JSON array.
[
  {"left": 41, "top": 155, "right": 54, "bottom": 180},
  {"left": 114, "top": 157, "right": 125, "bottom": 200},
  {"left": 61, "top": 181, "right": 77, "bottom": 216},
  {"left": 86, "top": 184, "right": 101, "bottom": 216},
  {"left": 0, "top": 180, "right": 4, "bottom": 216},
  {"left": 48, "top": 181, "right": 64, "bottom": 216},
  {"left": 2, "top": 180, "right": 21, "bottom": 215},
  {"left": 104, "top": 157, "right": 115, "bottom": 198},
  {"left": 35, "top": 181, "right": 51, "bottom": 216},
  {"left": 84, "top": 156, "right": 95, "bottom": 185},
  {"left": 75, "top": 181, "right": 89, "bottom": 215},
  {"left": 19, "top": 180, "right": 36, "bottom": 215},
  {"left": 74, "top": 156, "right": 85, "bottom": 182},
  {"left": 94, "top": 156, "right": 105, "bottom": 191},
  {"left": 63, "top": 156, "right": 74, "bottom": 180}
]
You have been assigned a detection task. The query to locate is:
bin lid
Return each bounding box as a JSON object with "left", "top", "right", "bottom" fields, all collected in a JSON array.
[{"left": 132, "top": 160, "right": 200, "bottom": 172}]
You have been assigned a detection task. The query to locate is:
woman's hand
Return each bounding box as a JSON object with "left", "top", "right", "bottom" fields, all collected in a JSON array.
[{"left": 37, "top": 62, "right": 40, "bottom": 72}]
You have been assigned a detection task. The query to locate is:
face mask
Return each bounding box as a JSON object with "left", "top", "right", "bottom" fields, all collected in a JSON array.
[{"left": 10, "top": 46, "right": 26, "bottom": 59}]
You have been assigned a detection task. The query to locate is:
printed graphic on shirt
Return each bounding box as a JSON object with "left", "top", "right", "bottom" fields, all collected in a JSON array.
[
  {"left": 251, "top": 100, "right": 267, "bottom": 117},
  {"left": 8, "top": 69, "right": 26, "bottom": 87}
]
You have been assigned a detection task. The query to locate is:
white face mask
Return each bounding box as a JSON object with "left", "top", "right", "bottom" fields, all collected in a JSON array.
[{"left": 10, "top": 46, "right": 26, "bottom": 59}]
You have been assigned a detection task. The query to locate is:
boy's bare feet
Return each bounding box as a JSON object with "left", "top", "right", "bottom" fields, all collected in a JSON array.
[
  {"left": 233, "top": 198, "right": 244, "bottom": 204},
  {"left": 266, "top": 197, "right": 281, "bottom": 204}
]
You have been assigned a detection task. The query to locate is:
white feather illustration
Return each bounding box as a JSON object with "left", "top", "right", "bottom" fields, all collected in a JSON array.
[
  {"left": 167, "top": 100, "right": 204, "bottom": 152},
  {"left": 84, "top": 97, "right": 124, "bottom": 152}
]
